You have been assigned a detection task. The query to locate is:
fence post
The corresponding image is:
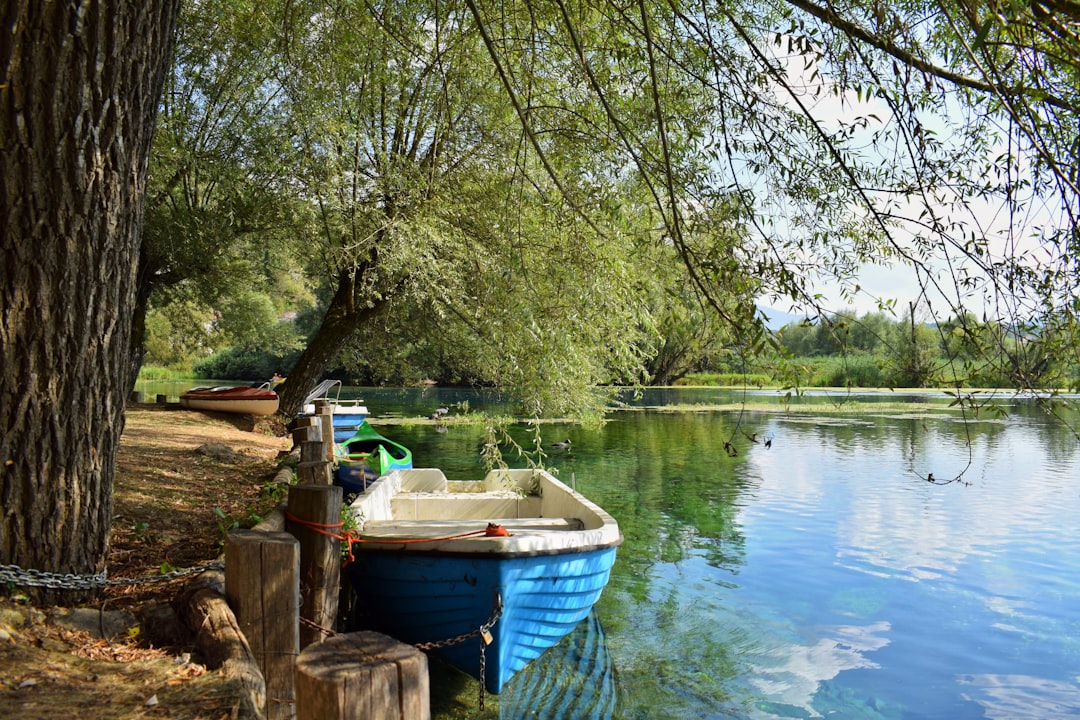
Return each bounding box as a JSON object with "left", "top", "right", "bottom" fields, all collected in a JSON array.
[
  {"left": 286, "top": 484, "right": 343, "bottom": 649},
  {"left": 315, "top": 400, "right": 335, "bottom": 462},
  {"left": 295, "top": 631, "right": 429, "bottom": 720},
  {"left": 226, "top": 529, "right": 300, "bottom": 720},
  {"left": 291, "top": 420, "right": 319, "bottom": 447},
  {"left": 298, "top": 439, "right": 331, "bottom": 485}
]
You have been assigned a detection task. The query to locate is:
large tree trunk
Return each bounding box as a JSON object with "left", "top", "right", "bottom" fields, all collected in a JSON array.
[
  {"left": 0, "top": 1, "right": 179, "bottom": 603},
  {"left": 278, "top": 269, "right": 387, "bottom": 417}
]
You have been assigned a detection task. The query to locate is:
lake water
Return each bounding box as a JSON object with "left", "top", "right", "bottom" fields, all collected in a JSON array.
[{"left": 138, "top": 382, "right": 1080, "bottom": 718}]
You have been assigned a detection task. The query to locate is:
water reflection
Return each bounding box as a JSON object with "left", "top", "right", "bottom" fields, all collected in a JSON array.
[
  {"left": 749, "top": 621, "right": 891, "bottom": 718},
  {"left": 498, "top": 611, "right": 616, "bottom": 720},
  {"left": 958, "top": 674, "right": 1080, "bottom": 720},
  {"left": 385, "top": 388, "right": 1080, "bottom": 719}
]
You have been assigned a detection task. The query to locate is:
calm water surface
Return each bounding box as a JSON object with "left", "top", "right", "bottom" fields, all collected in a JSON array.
[{"left": 140, "top": 383, "right": 1080, "bottom": 718}]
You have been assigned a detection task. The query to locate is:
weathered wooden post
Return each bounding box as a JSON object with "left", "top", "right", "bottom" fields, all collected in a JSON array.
[
  {"left": 294, "top": 632, "right": 430, "bottom": 720},
  {"left": 292, "top": 417, "right": 319, "bottom": 446},
  {"left": 315, "top": 400, "right": 335, "bottom": 462},
  {"left": 226, "top": 530, "right": 301, "bottom": 720},
  {"left": 298, "top": 439, "right": 331, "bottom": 485},
  {"left": 286, "top": 484, "right": 343, "bottom": 649}
]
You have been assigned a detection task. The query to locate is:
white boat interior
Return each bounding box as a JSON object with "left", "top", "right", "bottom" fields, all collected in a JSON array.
[{"left": 349, "top": 468, "right": 621, "bottom": 555}]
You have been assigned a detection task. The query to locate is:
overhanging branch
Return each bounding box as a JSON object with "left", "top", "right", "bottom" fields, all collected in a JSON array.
[{"left": 784, "top": 0, "right": 1079, "bottom": 114}]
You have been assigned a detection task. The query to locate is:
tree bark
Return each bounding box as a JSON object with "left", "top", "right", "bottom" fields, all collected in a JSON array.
[
  {"left": 277, "top": 269, "right": 385, "bottom": 416},
  {"left": 0, "top": 0, "right": 180, "bottom": 603}
]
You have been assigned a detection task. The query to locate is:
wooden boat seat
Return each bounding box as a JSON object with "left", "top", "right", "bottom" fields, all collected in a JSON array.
[{"left": 361, "top": 517, "right": 585, "bottom": 539}]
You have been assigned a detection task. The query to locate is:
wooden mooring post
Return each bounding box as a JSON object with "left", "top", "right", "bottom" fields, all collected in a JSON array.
[
  {"left": 225, "top": 530, "right": 300, "bottom": 720},
  {"left": 295, "top": 631, "right": 430, "bottom": 720},
  {"left": 315, "top": 400, "right": 335, "bottom": 462},
  {"left": 293, "top": 415, "right": 332, "bottom": 485},
  {"left": 286, "top": 484, "right": 343, "bottom": 649},
  {"left": 292, "top": 416, "right": 319, "bottom": 445},
  {"left": 298, "top": 439, "right": 332, "bottom": 485}
]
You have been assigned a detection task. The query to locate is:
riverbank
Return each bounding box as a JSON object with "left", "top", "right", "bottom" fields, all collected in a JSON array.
[{"left": 1, "top": 404, "right": 291, "bottom": 719}]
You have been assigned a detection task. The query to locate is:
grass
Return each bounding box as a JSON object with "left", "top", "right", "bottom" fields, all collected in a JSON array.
[{"left": 135, "top": 365, "right": 198, "bottom": 381}]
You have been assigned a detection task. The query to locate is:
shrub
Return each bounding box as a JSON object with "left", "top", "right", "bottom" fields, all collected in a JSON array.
[{"left": 193, "top": 346, "right": 299, "bottom": 382}]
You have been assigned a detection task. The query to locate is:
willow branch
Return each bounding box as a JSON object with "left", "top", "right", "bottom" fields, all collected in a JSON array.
[
  {"left": 464, "top": 0, "right": 605, "bottom": 238},
  {"left": 784, "top": 0, "right": 1079, "bottom": 114}
]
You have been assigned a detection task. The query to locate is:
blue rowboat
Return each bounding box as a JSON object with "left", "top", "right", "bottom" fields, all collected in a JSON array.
[
  {"left": 334, "top": 421, "right": 412, "bottom": 493},
  {"left": 345, "top": 468, "right": 622, "bottom": 694}
]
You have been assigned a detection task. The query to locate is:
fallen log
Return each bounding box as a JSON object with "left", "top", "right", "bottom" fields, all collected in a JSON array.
[{"left": 179, "top": 571, "right": 266, "bottom": 720}]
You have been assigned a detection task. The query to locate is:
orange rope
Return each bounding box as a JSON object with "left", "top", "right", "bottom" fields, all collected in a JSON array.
[
  {"left": 284, "top": 512, "right": 512, "bottom": 566},
  {"left": 284, "top": 511, "right": 364, "bottom": 565}
]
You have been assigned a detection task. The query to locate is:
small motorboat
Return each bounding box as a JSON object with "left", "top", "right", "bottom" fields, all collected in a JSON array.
[
  {"left": 345, "top": 467, "right": 622, "bottom": 694},
  {"left": 300, "top": 380, "right": 369, "bottom": 442},
  {"left": 179, "top": 386, "right": 279, "bottom": 416},
  {"left": 334, "top": 421, "right": 412, "bottom": 493},
  {"left": 329, "top": 399, "right": 369, "bottom": 443}
]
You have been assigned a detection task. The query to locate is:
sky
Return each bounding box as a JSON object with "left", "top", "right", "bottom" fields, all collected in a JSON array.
[{"left": 751, "top": 29, "right": 1062, "bottom": 324}]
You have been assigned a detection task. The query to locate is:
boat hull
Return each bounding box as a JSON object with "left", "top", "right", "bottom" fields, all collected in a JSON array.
[
  {"left": 347, "top": 546, "right": 617, "bottom": 694},
  {"left": 344, "top": 467, "right": 621, "bottom": 693},
  {"left": 179, "top": 386, "right": 279, "bottom": 416}
]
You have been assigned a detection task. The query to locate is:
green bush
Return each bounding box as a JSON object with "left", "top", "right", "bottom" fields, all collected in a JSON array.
[
  {"left": 193, "top": 346, "right": 300, "bottom": 382},
  {"left": 821, "top": 356, "right": 889, "bottom": 388},
  {"left": 769, "top": 355, "right": 892, "bottom": 388}
]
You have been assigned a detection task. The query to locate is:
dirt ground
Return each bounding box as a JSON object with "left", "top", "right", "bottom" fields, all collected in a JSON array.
[{"left": 1, "top": 404, "right": 293, "bottom": 719}]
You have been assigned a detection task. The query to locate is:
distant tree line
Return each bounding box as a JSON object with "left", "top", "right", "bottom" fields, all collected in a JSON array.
[{"left": 683, "top": 308, "right": 1080, "bottom": 390}]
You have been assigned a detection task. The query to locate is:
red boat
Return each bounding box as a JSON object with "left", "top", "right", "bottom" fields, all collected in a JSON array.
[{"left": 179, "top": 386, "right": 279, "bottom": 416}]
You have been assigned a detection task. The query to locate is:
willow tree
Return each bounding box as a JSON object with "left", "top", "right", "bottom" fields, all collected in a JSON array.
[
  {"left": 457, "top": 0, "right": 1078, "bottom": 403},
  {"left": 135, "top": 0, "right": 305, "bottom": 378},
  {"left": 1, "top": 1, "right": 179, "bottom": 600},
  {"left": 273, "top": 0, "right": 670, "bottom": 416},
  {"left": 769, "top": 0, "right": 1079, "bottom": 394}
]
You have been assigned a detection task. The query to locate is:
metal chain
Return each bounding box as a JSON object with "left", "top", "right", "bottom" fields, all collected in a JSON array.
[
  {"left": 479, "top": 639, "right": 488, "bottom": 711},
  {"left": 297, "top": 592, "right": 502, "bottom": 710},
  {"left": 413, "top": 591, "right": 501, "bottom": 712},
  {"left": 414, "top": 591, "right": 503, "bottom": 651},
  {"left": 0, "top": 561, "right": 224, "bottom": 591}
]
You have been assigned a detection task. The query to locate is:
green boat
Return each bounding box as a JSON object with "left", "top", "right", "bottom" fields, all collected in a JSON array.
[{"left": 334, "top": 421, "right": 412, "bottom": 493}]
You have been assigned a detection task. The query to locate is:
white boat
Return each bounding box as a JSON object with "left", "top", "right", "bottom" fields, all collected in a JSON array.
[
  {"left": 345, "top": 467, "right": 622, "bottom": 693},
  {"left": 178, "top": 386, "right": 279, "bottom": 416},
  {"left": 300, "top": 380, "right": 369, "bottom": 441}
]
